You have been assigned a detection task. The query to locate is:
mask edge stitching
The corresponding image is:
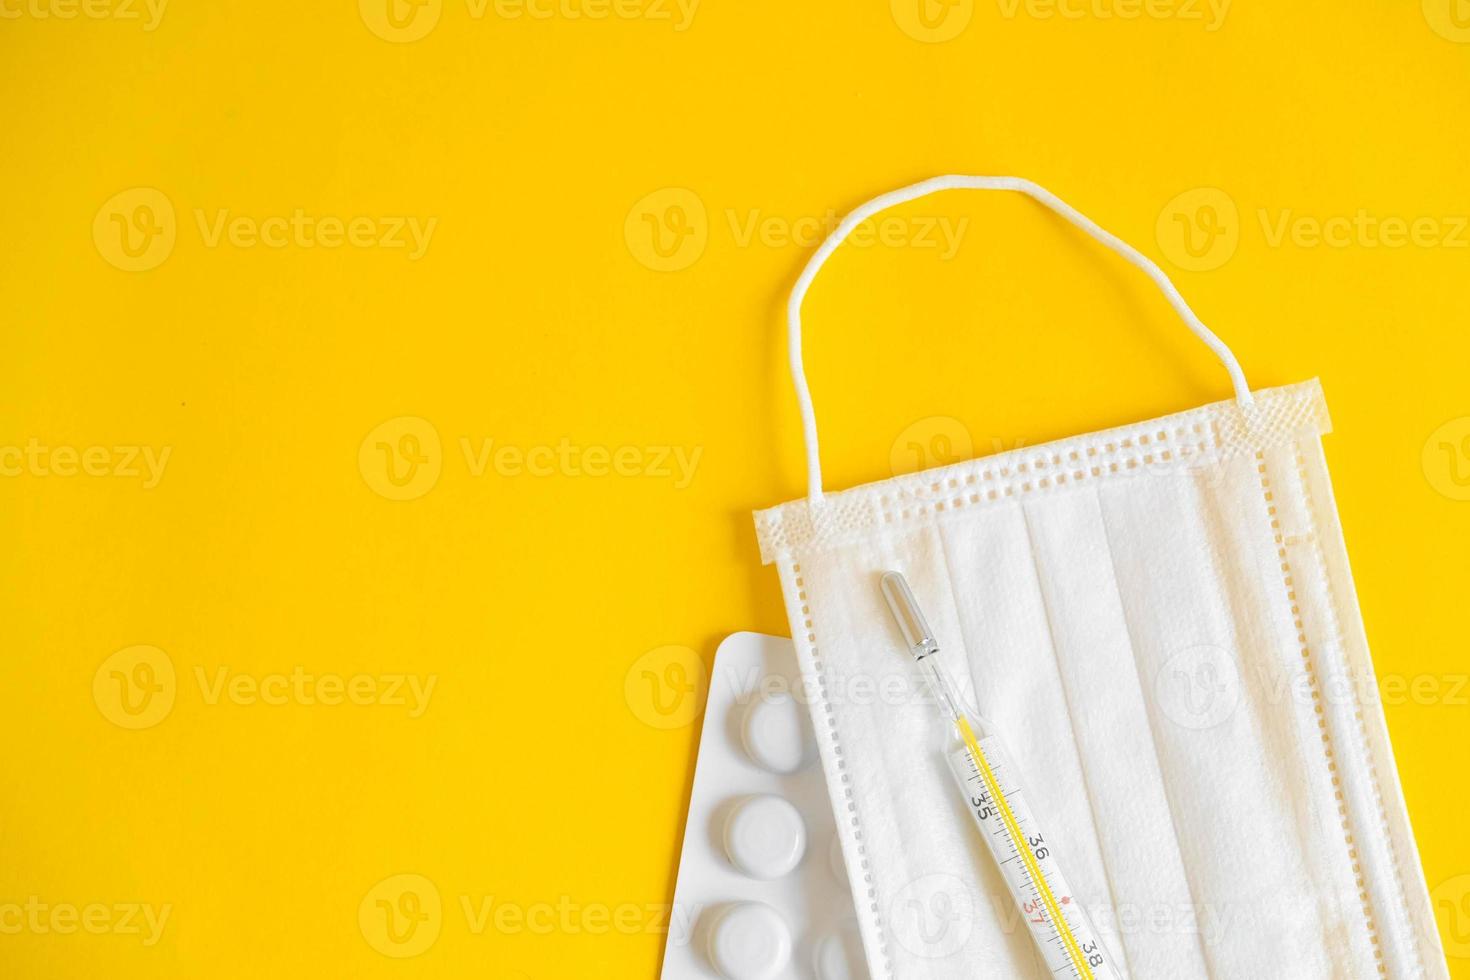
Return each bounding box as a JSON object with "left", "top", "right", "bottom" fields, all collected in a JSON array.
[
  {"left": 1255, "top": 446, "right": 1390, "bottom": 977},
  {"left": 1288, "top": 435, "right": 1431, "bottom": 979},
  {"left": 782, "top": 559, "right": 897, "bottom": 980},
  {"left": 757, "top": 381, "right": 1325, "bottom": 563}
]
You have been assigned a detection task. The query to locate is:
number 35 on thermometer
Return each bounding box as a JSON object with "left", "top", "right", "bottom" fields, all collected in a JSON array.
[{"left": 882, "top": 572, "right": 1120, "bottom": 980}]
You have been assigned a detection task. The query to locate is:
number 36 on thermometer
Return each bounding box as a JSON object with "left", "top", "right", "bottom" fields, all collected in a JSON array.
[{"left": 882, "top": 571, "right": 1119, "bottom": 980}]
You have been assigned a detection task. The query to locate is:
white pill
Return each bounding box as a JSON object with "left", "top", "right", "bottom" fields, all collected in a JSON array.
[
  {"left": 707, "top": 902, "right": 792, "bottom": 980},
  {"left": 812, "top": 920, "right": 868, "bottom": 980},
  {"left": 740, "top": 694, "right": 814, "bottom": 774},
  {"left": 724, "top": 795, "right": 806, "bottom": 880}
]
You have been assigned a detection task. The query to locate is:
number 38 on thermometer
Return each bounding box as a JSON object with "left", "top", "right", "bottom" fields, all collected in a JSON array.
[{"left": 883, "top": 572, "right": 1120, "bottom": 980}]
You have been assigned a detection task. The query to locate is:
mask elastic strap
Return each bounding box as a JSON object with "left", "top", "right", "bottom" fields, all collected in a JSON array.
[{"left": 788, "top": 175, "right": 1254, "bottom": 507}]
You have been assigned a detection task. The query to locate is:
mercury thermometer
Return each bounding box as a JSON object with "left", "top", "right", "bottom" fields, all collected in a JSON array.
[{"left": 880, "top": 571, "right": 1121, "bottom": 980}]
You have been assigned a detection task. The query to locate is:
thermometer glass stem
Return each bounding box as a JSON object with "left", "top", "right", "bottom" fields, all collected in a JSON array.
[{"left": 880, "top": 572, "right": 1121, "bottom": 980}]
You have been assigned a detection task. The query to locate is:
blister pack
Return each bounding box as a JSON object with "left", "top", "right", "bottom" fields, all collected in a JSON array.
[{"left": 661, "top": 632, "right": 868, "bottom": 980}]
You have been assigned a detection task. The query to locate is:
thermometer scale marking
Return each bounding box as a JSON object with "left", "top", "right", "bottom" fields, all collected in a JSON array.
[
  {"left": 880, "top": 570, "right": 1117, "bottom": 979},
  {"left": 952, "top": 718, "right": 1113, "bottom": 979}
]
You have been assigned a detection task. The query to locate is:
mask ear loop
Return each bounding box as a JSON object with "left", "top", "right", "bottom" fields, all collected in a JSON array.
[{"left": 787, "top": 175, "right": 1255, "bottom": 508}]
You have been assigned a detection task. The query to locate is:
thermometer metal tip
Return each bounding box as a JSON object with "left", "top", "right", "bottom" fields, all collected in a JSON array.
[{"left": 880, "top": 571, "right": 939, "bottom": 661}]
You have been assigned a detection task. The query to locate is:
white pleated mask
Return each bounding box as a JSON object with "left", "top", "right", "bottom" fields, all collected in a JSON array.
[{"left": 753, "top": 177, "right": 1448, "bottom": 980}]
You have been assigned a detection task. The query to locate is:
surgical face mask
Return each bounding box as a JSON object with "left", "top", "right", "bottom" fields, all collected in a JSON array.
[{"left": 753, "top": 177, "right": 1448, "bottom": 979}]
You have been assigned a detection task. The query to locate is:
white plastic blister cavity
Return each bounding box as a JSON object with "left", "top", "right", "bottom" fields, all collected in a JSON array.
[{"left": 662, "top": 632, "right": 868, "bottom": 980}]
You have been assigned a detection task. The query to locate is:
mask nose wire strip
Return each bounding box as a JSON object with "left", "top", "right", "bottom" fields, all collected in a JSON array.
[{"left": 786, "top": 174, "right": 1256, "bottom": 507}]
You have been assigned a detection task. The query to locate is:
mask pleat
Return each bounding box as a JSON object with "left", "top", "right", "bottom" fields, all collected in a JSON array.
[
  {"left": 1096, "top": 457, "right": 1345, "bottom": 978},
  {"left": 757, "top": 382, "right": 1446, "bottom": 980},
  {"left": 1008, "top": 488, "right": 1204, "bottom": 980},
  {"left": 792, "top": 530, "right": 1028, "bottom": 978},
  {"left": 935, "top": 503, "right": 1110, "bottom": 977}
]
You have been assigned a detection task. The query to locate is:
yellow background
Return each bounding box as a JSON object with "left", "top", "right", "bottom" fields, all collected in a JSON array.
[{"left": 2, "top": 0, "right": 1469, "bottom": 975}]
